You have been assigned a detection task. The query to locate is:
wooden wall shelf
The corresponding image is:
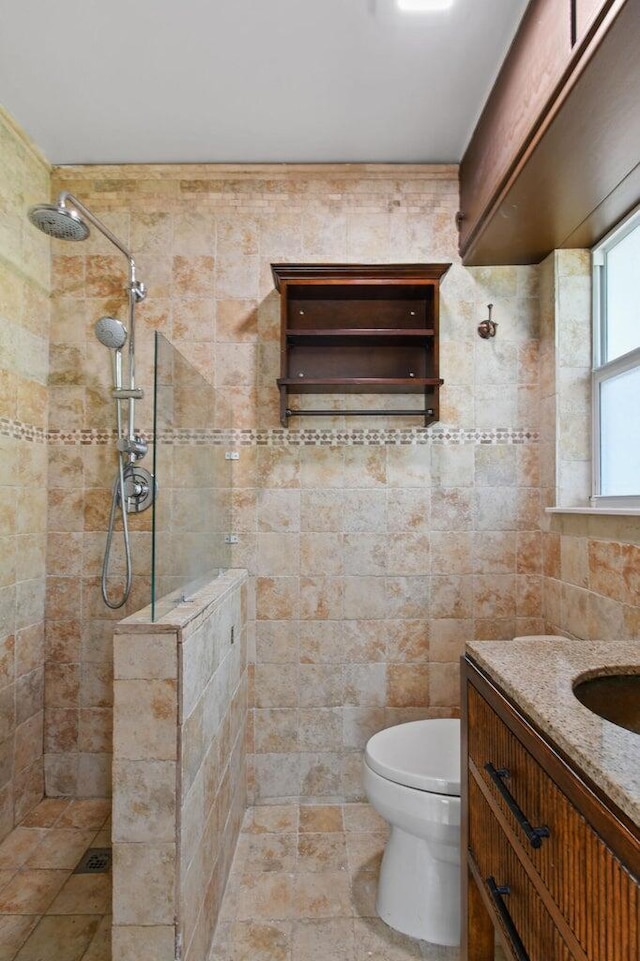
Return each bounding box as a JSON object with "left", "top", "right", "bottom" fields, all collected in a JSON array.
[{"left": 272, "top": 263, "right": 450, "bottom": 427}]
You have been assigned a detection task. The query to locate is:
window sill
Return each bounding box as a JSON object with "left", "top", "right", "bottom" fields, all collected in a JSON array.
[{"left": 546, "top": 507, "right": 640, "bottom": 516}]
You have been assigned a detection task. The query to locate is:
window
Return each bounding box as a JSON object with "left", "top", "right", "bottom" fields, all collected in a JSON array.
[{"left": 591, "top": 208, "right": 640, "bottom": 508}]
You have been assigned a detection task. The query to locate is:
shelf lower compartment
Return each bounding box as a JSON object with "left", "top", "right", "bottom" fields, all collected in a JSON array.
[{"left": 278, "top": 381, "right": 441, "bottom": 427}]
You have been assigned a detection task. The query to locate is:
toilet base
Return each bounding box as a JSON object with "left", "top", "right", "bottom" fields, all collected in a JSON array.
[{"left": 376, "top": 824, "right": 460, "bottom": 946}]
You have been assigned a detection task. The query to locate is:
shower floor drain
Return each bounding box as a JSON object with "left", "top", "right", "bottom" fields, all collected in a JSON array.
[{"left": 73, "top": 847, "right": 112, "bottom": 875}]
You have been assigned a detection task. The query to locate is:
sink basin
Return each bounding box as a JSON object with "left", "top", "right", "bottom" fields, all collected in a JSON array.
[{"left": 573, "top": 672, "right": 640, "bottom": 735}]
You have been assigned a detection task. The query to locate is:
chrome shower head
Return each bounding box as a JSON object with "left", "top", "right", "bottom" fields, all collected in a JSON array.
[
  {"left": 95, "top": 317, "right": 127, "bottom": 350},
  {"left": 27, "top": 202, "right": 90, "bottom": 241}
]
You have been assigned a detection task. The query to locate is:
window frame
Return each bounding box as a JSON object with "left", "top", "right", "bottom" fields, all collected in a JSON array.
[{"left": 591, "top": 205, "right": 640, "bottom": 510}]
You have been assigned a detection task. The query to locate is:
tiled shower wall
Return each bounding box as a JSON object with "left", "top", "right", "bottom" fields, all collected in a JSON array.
[
  {"left": 50, "top": 163, "right": 544, "bottom": 802},
  {"left": 0, "top": 108, "right": 50, "bottom": 838}
]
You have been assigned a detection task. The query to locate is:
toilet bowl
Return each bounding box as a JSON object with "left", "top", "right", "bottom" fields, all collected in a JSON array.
[{"left": 363, "top": 718, "right": 461, "bottom": 946}]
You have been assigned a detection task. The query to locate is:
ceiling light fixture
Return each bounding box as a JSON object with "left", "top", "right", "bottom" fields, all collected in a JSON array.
[{"left": 397, "top": 0, "right": 454, "bottom": 11}]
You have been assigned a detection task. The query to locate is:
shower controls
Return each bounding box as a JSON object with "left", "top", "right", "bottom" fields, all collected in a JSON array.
[{"left": 120, "top": 465, "right": 156, "bottom": 514}]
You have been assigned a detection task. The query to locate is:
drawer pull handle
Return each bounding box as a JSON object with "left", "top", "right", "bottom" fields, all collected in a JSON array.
[
  {"left": 484, "top": 763, "right": 550, "bottom": 848},
  {"left": 486, "top": 876, "right": 530, "bottom": 961}
]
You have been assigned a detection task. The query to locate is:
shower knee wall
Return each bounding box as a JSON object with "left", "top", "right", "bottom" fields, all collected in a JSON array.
[{"left": 112, "top": 570, "right": 249, "bottom": 961}]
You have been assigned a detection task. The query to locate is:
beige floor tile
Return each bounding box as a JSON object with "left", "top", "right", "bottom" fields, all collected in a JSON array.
[
  {"left": 299, "top": 805, "right": 344, "bottom": 834},
  {"left": 80, "top": 913, "right": 112, "bottom": 961},
  {"left": 345, "top": 833, "right": 386, "bottom": 877},
  {"left": 14, "top": 914, "right": 102, "bottom": 961},
  {"left": 56, "top": 801, "right": 111, "bottom": 830},
  {"left": 352, "top": 917, "right": 430, "bottom": 961},
  {"left": 0, "top": 915, "right": 39, "bottom": 961},
  {"left": 231, "top": 919, "right": 292, "bottom": 961},
  {"left": 291, "top": 918, "right": 355, "bottom": 961},
  {"left": 297, "top": 834, "right": 348, "bottom": 872},
  {"left": 350, "top": 871, "right": 379, "bottom": 919},
  {"left": 0, "top": 870, "right": 15, "bottom": 893},
  {"left": 211, "top": 805, "right": 506, "bottom": 961},
  {"left": 0, "top": 869, "right": 69, "bottom": 914},
  {"left": 209, "top": 921, "right": 234, "bottom": 960},
  {"left": 242, "top": 805, "right": 298, "bottom": 836},
  {"left": 236, "top": 872, "right": 295, "bottom": 921},
  {"left": 20, "top": 799, "right": 72, "bottom": 828},
  {"left": 246, "top": 835, "right": 297, "bottom": 873},
  {"left": 216, "top": 871, "right": 242, "bottom": 925},
  {"left": 26, "top": 829, "right": 96, "bottom": 870},
  {"left": 0, "top": 829, "right": 48, "bottom": 871},
  {"left": 47, "top": 873, "right": 111, "bottom": 915},
  {"left": 292, "top": 872, "right": 352, "bottom": 919}
]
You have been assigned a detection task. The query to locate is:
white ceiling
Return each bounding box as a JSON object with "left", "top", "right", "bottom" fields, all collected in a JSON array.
[{"left": 0, "top": 0, "right": 528, "bottom": 166}]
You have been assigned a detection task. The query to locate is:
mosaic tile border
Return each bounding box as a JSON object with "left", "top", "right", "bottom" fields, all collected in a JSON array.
[
  {"left": 1, "top": 417, "right": 47, "bottom": 443},
  {"left": 47, "top": 426, "right": 540, "bottom": 447}
]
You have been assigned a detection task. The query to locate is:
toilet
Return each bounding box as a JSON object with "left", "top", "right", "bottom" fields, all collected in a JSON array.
[{"left": 363, "top": 718, "right": 461, "bottom": 946}]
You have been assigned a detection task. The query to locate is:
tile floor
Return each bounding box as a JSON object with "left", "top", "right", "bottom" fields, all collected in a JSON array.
[
  {"left": 210, "top": 803, "right": 504, "bottom": 961},
  {"left": 0, "top": 798, "right": 111, "bottom": 961},
  {"left": 0, "top": 799, "right": 505, "bottom": 961}
]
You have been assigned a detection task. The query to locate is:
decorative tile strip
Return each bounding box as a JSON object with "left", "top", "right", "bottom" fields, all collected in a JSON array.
[
  {"left": 47, "top": 425, "right": 540, "bottom": 447},
  {"left": 0, "top": 417, "right": 47, "bottom": 443}
]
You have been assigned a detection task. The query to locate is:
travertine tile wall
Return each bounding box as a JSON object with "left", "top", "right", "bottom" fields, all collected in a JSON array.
[
  {"left": 112, "top": 570, "right": 248, "bottom": 961},
  {"left": 50, "top": 164, "right": 544, "bottom": 802},
  {"left": 539, "top": 250, "right": 640, "bottom": 640},
  {"left": 0, "top": 107, "right": 50, "bottom": 839}
]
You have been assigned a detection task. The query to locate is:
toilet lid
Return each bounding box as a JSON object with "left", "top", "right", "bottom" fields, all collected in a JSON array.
[{"left": 365, "top": 719, "right": 460, "bottom": 796}]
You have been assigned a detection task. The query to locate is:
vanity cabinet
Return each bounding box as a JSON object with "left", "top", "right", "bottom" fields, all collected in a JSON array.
[
  {"left": 458, "top": 0, "right": 638, "bottom": 265},
  {"left": 462, "top": 656, "right": 640, "bottom": 961},
  {"left": 271, "top": 263, "right": 449, "bottom": 428}
]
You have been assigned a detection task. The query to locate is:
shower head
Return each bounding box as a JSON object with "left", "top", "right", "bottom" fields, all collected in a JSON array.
[
  {"left": 95, "top": 317, "right": 127, "bottom": 350},
  {"left": 27, "top": 202, "right": 90, "bottom": 241}
]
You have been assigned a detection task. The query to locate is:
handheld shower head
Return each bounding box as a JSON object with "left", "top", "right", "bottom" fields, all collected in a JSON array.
[
  {"left": 28, "top": 202, "right": 90, "bottom": 241},
  {"left": 95, "top": 317, "right": 127, "bottom": 350}
]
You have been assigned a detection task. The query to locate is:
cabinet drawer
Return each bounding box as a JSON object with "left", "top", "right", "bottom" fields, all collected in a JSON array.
[
  {"left": 469, "top": 775, "right": 574, "bottom": 961},
  {"left": 468, "top": 684, "right": 640, "bottom": 961}
]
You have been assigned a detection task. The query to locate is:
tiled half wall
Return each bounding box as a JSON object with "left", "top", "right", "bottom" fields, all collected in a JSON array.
[{"left": 112, "top": 570, "right": 248, "bottom": 961}]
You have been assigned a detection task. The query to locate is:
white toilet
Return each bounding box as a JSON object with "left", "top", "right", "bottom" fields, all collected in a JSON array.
[{"left": 363, "top": 718, "right": 461, "bottom": 946}]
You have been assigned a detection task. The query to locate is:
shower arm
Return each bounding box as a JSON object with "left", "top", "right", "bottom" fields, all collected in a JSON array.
[
  {"left": 58, "top": 191, "right": 138, "bottom": 283},
  {"left": 59, "top": 191, "right": 144, "bottom": 445}
]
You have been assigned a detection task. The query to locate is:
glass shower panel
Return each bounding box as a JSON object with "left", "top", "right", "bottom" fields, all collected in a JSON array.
[{"left": 152, "top": 332, "right": 232, "bottom": 620}]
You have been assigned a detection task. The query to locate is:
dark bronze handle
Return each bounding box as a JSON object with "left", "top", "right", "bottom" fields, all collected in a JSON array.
[
  {"left": 484, "top": 763, "right": 550, "bottom": 849},
  {"left": 486, "top": 876, "right": 530, "bottom": 961}
]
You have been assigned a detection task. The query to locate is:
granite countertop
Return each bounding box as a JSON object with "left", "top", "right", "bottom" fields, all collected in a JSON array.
[{"left": 466, "top": 636, "right": 640, "bottom": 829}]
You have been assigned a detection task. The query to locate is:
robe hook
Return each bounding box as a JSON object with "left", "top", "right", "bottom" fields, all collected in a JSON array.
[{"left": 478, "top": 304, "right": 498, "bottom": 339}]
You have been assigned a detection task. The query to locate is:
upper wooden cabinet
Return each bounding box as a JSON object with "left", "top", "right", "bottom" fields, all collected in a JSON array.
[{"left": 458, "top": 0, "right": 638, "bottom": 265}]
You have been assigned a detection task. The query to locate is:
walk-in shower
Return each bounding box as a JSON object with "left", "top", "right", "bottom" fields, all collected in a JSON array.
[{"left": 28, "top": 191, "right": 155, "bottom": 609}]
